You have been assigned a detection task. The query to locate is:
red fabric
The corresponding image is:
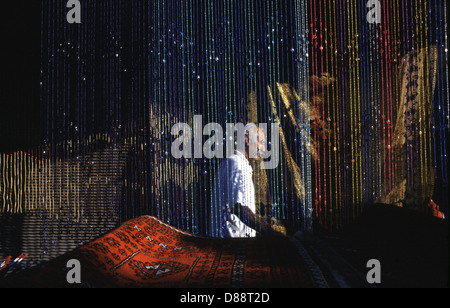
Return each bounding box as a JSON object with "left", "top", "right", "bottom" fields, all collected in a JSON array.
[
  {"left": 424, "top": 198, "right": 445, "bottom": 219},
  {"left": 2, "top": 216, "right": 330, "bottom": 288}
]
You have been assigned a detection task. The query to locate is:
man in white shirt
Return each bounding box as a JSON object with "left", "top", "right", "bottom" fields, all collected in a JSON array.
[{"left": 210, "top": 124, "right": 272, "bottom": 238}]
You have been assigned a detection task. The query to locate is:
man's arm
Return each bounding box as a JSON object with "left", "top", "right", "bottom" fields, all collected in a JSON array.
[{"left": 231, "top": 203, "right": 285, "bottom": 236}]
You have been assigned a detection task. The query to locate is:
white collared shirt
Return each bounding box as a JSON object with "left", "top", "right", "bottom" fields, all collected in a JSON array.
[{"left": 210, "top": 151, "right": 257, "bottom": 238}]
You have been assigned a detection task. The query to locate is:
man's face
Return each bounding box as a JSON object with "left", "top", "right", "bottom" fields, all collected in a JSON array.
[
  {"left": 256, "top": 128, "right": 266, "bottom": 154},
  {"left": 246, "top": 128, "right": 266, "bottom": 160}
]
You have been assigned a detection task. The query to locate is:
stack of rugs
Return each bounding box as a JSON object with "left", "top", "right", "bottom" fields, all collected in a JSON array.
[{"left": 1, "top": 216, "right": 333, "bottom": 288}]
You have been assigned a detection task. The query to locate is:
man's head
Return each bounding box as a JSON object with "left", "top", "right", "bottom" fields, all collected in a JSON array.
[{"left": 244, "top": 123, "right": 266, "bottom": 160}]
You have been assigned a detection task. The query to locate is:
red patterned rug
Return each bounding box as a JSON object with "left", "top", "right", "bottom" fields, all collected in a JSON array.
[{"left": 1, "top": 216, "right": 332, "bottom": 288}]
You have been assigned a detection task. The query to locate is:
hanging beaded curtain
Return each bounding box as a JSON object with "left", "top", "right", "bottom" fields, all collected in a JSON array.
[
  {"left": 1, "top": 0, "right": 448, "bottom": 252},
  {"left": 0, "top": 0, "right": 311, "bottom": 243},
  {"left": 135, "top": 0, "right": 311, "bottom": 235},
  {"left": 308, "top": 0, "right": 448, "bottom": 231}
]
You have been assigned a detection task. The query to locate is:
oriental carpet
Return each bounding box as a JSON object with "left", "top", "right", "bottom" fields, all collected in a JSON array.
[{"left": 1, "top": 216, "right": 332, "bottom": 288}]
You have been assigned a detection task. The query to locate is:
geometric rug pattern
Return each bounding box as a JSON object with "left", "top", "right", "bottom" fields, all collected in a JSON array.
[{"left": 1, "top": 216, "right": 332, "bottom": 288}]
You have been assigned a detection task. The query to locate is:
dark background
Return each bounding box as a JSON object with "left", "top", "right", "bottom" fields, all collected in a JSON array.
[{"left": 0, "top": 1, "right": 41, "bottom": 153}]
